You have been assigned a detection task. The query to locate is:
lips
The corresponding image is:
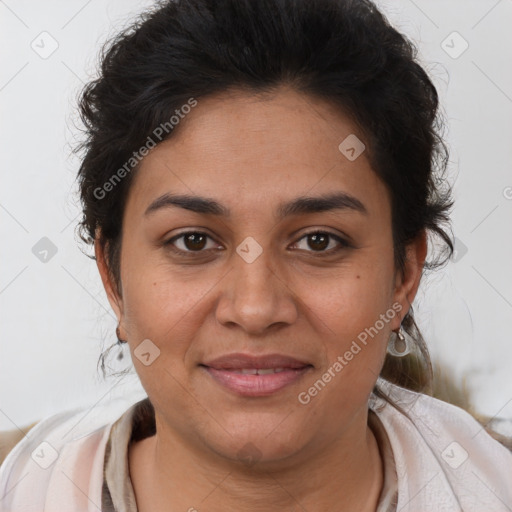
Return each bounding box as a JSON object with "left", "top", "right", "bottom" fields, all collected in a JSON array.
[
  {"left": 200, "top": 353, "right": 313, "bottom": 397},
  {"left": 223, "top": 368, "right": 288, "bottom": 374},
  {"left": 201, "top": 353, "right": 312, "bottom": 371}
]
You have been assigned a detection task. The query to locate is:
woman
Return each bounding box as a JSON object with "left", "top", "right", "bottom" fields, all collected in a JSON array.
[{"left": 1, "top": 0, "right": 511, "bottom": 510}]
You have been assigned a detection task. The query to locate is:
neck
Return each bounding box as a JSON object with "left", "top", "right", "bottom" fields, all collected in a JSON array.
[{"left": 129, "top": 408, "right": 383, "bottom": 512}]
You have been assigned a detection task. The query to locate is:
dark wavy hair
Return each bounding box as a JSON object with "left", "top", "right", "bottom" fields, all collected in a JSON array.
[{"left": 74, "top": 0, "right": 454, "bottom": 401}]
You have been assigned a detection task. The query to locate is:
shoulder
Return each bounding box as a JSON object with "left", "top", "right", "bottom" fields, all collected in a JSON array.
[
  {"left": 374, "top": 380, "right": 512, "bottom": 458},
  {"left": 0, "top": 397, "right": 139, "bottom": 511},
  {"left": 385, "top": 382, "right": 509, "bottom": 439},
  {"left": 371, "top": 380, "right": 512, "bottom": 510}
]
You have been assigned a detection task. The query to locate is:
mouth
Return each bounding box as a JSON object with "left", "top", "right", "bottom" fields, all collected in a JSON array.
[
  {"left": 209, "top": 367, "right": 300, "bottom": 374},
  {"left": 199, "top": 353, "right": 314, "bottom": 397}
]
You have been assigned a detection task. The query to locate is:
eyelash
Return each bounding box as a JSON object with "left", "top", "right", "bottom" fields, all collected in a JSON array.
[{"left": 163, "top": 230, "right": 351, "bottom": 257}]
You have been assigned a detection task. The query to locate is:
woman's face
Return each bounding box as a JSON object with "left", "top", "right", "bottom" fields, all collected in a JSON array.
[{"left": 97, "top": 86, "right": 425, "bottom": 466}]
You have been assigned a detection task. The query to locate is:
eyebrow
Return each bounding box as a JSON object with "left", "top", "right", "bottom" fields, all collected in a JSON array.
[{"left": 144, "top": 191, "right": 368, "bottom": 219}]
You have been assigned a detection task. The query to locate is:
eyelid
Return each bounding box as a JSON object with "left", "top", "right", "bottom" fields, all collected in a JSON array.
[
  {"left": 292, "top": 230, "right": 351, "bottom": 253},
  {"left": 164, "top": 229, "right": 351, "bottom": 255},
  {"left": 165, "top": 230, "right": 222, "bottom": 254}
]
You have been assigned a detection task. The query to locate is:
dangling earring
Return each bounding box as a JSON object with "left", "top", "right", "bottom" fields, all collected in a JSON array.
[
  {"left": 387, "top": 326, "right": 410, "bottom": 357},
  {"left": 116, "top": 325, "right": 127, "bottom": 360}
]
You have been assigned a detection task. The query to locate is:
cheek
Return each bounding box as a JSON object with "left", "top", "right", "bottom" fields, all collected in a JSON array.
[
  {"left": 299, "top": 281, "right": 392, "bottom": 414},
  {"left": 120, "top": 261, "right": 225, "bottom": 383},
  {"left": 300, "top": 264, "right": 393, "bottom": 388},
  {"left": 120, "top": 248, "right": 207, "bottom": 330},
  {"left": 305, "top": 263, "right": 394, "bottom": 335},
  {"left": 120, "top": 268, "right": 202, "bottom": 409}
]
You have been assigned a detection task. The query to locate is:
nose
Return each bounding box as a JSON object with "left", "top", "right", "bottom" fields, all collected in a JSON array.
[{"left": 214, "top": 241, "right": 298, "bottom": 335}]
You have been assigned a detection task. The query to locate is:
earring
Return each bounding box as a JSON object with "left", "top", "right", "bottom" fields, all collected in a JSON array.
[
  {"left": 387, "top": 326, "right": 410, "bottom": 357},
  {"left": 116, "top": 325, "right": 127, "bottom": 361}
]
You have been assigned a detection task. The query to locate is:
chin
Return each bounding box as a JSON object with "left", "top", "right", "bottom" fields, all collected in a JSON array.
[{"left": 203, "top": 423, "right": 310, "bottom": 469}]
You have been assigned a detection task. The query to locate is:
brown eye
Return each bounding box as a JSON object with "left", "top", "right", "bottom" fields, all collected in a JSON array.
[
  {"left": 307, "top": 233, "right": 329, "bottom": 251},
  {"left": 165, "top": 231, "right": 217, "bottom": 253},
  {"left": 183, "top": 232, "right": 207, "bottom": 250},
  {"left": 293, "top": 231, "right": 350, "bottom": 254}
]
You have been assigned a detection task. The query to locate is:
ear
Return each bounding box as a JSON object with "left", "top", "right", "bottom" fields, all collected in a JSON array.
[
  {"left": 95, "top": 236, "right": 125, "bottom": 327},
  {"left": 391, "top": 229, "right": 427, "bottom": 329}
]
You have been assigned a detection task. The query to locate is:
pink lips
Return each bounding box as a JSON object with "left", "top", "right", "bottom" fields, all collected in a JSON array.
[{"left": 201, "top": 352, "right": 313, "bottom": 397}]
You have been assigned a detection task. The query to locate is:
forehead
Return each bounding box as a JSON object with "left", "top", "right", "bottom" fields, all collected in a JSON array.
[{"left": 125, "top": 87, "right": 389, "bottom": 220}]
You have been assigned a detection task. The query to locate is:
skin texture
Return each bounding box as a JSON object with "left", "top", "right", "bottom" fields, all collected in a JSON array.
[{"left": 96, "top": 85, "right": 427, "bottom": 511}]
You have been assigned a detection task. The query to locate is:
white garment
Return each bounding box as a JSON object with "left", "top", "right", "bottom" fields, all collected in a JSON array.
[{"left": 1, "top": 381, "right": 511, "bottom": 511}]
